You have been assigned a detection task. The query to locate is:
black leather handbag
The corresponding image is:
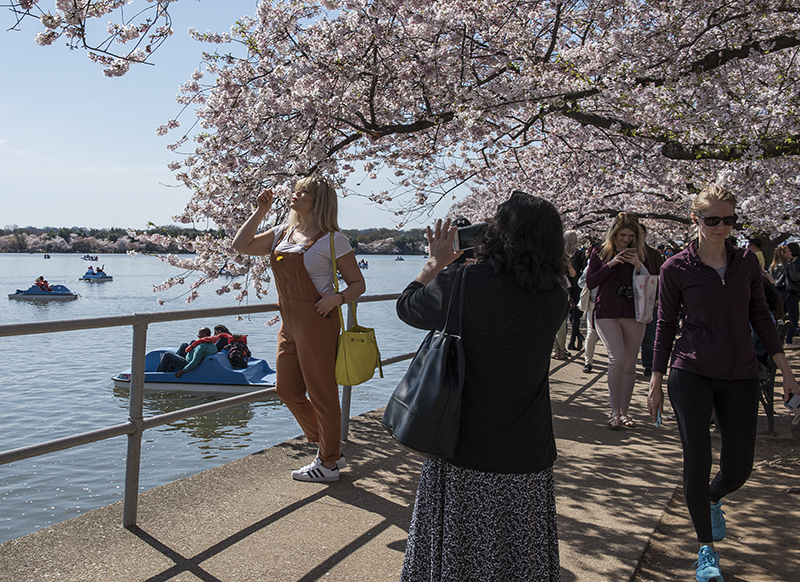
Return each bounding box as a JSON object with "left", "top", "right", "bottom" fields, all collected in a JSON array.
[{"left": 381, "top": 265, "right": 468, "bottom": 459}]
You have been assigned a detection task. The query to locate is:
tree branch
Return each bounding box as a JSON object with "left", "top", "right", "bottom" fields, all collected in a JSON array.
[{"left": 662, "top": 135, "right": 800, "bottom": 160}]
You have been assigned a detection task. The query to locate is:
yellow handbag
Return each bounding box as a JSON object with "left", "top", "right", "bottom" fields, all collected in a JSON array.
[{"left": 330, "top": 234, "right": 383, "bottom": 386}]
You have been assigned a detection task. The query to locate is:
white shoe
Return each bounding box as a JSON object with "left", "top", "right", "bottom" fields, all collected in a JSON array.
[
  {"left": 316, "top": 450, "right": 347, "bottom": 469},
  {"left": 292, "top": 457, "right": 339, "bottom": 482}
]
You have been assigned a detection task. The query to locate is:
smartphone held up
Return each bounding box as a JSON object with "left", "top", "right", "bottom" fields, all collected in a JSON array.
[{"left": 453, "top": 223, "right": 487, "bottom": 252}]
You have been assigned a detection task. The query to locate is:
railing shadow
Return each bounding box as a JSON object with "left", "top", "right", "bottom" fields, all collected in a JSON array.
[{"left": 125, "top": 411, "right": 421, "bottom": 582}]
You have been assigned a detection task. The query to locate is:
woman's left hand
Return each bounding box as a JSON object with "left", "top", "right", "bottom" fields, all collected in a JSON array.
[
  {"left": 783, "top": 374, "right": 800, "bottom": 403},
  {"left": 414, "top": 218, "right": 462, "bottom": 285},
  {"left": 428, "top": 218, "right": 461, "bottom": 266},
  {"left": 315, "top": 293, "right": 341, "bottom": 317}
]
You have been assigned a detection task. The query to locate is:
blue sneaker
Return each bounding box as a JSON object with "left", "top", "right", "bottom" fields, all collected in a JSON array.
[
  {"left": 695, "top": 545, "right": 724, "bottom": 582},
  {"left": 710, "top": 500, "right": 726, "bottom": 541}
]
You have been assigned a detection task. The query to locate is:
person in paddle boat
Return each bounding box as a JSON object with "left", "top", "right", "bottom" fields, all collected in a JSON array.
[
  {"left": 211, "top": 324, "right": 235, "bottom": 351},
  {"left": 84, "top": 266, "right": 95, "bottom": 277},
  {"left": 157, "top": 327, "right": 218, "bottom": 378},
  {"left": 648, "top": 185, "right": 800, "bottom": 582},
  {"left": 396, "top": 192, "right": 569, "bottom": 582},
  {"left": 233, "top": 177, "right": 365, "bottom": 483},
  {"left": 35, "top": 276, "right": 52, "bottom": 292},
  {"left": 585, "top": 212, "right": 651, "bottom": 430}
]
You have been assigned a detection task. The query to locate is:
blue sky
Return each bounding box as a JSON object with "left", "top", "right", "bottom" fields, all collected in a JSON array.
[{"left": 0, "top": 1, "right": 454, "bottom": 231}]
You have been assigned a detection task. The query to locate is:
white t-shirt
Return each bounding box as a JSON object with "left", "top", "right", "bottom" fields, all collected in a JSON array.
[{"left": 271, "top": 224, "right": 354, "bottom": 294}]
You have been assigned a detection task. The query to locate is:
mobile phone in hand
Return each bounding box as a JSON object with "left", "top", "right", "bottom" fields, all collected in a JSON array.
[{"left": 453, "top": 223, "right": 487, "bottom": 252}]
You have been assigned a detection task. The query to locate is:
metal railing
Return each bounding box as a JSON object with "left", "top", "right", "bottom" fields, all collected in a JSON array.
[{"left": 0, "top": 293, "right": 410, "bottom": 529}]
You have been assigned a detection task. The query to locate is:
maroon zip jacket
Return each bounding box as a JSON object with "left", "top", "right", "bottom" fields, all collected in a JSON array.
[
  {"left": 585, "top": 246, "right": 651, "bottom": 320},
  {"left": 653, "top": 239, "right": 783, "bottom": 380}
]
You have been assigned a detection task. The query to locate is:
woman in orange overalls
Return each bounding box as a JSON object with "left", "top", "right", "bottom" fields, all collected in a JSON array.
[{"left": 233, "top": 177, "right": 366, "bottom": 482}]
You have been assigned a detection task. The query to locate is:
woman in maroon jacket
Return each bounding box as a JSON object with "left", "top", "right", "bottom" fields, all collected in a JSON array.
[
  {"left": 586, "top": 212, "right": 650, "bottom": 429},
  {"left": 648, "top": 185, "right": 800, "bottom": 582}
]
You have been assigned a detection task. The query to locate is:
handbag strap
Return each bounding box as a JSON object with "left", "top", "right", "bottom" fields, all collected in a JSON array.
[
  {"left": 436, "top": 265, "right": 469, "bottom": 347},
  {"left": 331, "top": 233, "right": 358, "bottom": 328}
]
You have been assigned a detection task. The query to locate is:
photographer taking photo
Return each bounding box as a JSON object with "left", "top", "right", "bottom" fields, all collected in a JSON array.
[{"left": 586, "top": 212, "right": 650, "bottom": 429}]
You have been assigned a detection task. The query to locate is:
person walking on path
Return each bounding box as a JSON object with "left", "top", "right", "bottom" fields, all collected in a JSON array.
[
  {"left": 567, "top": 233, "right": 587, "bottom": 352},
  {"left": 578, "top": 261, "right": 601, "bottom": 374},
  {"left": 647, "top": 185, "right": 800, "bottom": 582},
  {"left": 396, "top": 192, "right": 568, "bottom": 582},
  {"left": 772, "top": 242, "right": 800, "bottom": 347},
  {"left": 233, "top": 177, "right": 366, "bottom": 482},
  {"left": 553, "top": 231, "right": 578, "bottom": 359},
  {"left": 586, "top": 212, "right": 650, "bottom": 429},
  {"left": 639, "top": 223, "right": 665, "bottom": 378}
]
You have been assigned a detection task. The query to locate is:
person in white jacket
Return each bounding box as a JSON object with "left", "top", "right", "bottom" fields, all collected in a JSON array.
[{"left": 578, "top": 262, "right": 601, "bottom": 373}]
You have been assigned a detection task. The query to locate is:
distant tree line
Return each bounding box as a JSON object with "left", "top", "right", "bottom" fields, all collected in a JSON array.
[
  {"left": 341, "top": 228, "right": 427, "bottom": 255},
  {"left": 0, "top": 225, "right": 429, "bottom": 255},
  {"left": 0, "top": 225, "right": 225, "bottom": 254}
]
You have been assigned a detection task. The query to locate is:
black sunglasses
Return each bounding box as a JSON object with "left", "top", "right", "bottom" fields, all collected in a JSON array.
[{"left": 696, "top": 214, "right": 737, "bottom": 227}]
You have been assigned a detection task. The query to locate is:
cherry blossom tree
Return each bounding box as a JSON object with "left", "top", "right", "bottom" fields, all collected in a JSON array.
[
  {"left": 148, "top": 0, "right": 800, "bottom": 298},
  {"left": 9, "top": 1, "right": 800, "bottom": 299}
]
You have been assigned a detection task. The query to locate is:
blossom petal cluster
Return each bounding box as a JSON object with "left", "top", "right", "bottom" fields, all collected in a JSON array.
[{"left": 6, "top": 0, "right": 176, "bottom": 76}]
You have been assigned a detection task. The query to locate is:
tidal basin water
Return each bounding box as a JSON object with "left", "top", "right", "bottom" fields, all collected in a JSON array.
[{"left": 0, "top": 252, "right": 428, "bottom": 543}]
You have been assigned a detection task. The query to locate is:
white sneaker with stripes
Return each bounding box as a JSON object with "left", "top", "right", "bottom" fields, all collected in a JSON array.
[
  {"left": 292, "top": 457, "right": 340, "bottom": 482},
  {"left": 314, "top": 450, "right": 347, "bottom": 470}
]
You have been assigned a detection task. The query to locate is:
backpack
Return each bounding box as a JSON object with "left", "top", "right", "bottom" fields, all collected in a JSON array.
[{"left": 227, "top": 341, "right": 251, "bottom": 369}]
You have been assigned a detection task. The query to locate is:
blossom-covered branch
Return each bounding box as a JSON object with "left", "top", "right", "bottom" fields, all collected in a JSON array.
[{"left": 3, "top": 0, "right": 180, "bottom": 76}]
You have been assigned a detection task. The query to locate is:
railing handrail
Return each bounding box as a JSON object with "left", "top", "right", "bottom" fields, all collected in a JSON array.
[
  {"left": 0, "top": 293, "right": 409, "bottom": 530},
  {"left": 0, "top": 293, "right": 402, "bottom": 338}
]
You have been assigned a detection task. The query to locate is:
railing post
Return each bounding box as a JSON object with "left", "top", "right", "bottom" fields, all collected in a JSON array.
[
  {"left": 340, "top": 304, "right": 356, "bottom": 442},
  {"left": 123, "top": 321, "right": 148, "bottom": 528}
]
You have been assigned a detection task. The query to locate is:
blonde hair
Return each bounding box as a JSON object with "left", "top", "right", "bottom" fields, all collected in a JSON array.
[
  {"left": 599, "top": 212, "right": 645, "bottom": 262},
  {"left": 287, "top": 176, "right": 341, "bottom": 232},
  {"left": 690, "top": 185, "right": 737, "bottom": 237}
]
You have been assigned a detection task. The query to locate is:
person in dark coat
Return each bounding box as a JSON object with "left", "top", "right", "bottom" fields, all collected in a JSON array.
[{"left": 396, "top": 191, "right": 568, "bottom": 582}]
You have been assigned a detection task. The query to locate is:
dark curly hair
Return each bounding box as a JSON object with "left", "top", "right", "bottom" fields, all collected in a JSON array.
[{"left": 474, "top": 191, "right": 566, "bottom": 292}]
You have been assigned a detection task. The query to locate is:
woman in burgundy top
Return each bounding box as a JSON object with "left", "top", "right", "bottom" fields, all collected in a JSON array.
[
  {"left": 585, "top": 212, "right": 650, "bottom": 429},
  {"left": 647, "top": 185, "right": 800, "bottom": 582}
]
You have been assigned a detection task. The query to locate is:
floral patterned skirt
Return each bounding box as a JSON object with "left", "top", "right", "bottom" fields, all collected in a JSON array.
[{"left": 400, "top": 459, "right": 560, "bottom": 582}]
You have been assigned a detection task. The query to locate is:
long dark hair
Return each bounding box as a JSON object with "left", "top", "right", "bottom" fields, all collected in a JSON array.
[{"left": 474, "top": 191, "right": 566, "bottom": 292}]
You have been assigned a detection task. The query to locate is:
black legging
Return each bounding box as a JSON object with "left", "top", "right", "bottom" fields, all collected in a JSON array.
[{"left": 667, "top": 368, "right": 759, "bottom": 543}]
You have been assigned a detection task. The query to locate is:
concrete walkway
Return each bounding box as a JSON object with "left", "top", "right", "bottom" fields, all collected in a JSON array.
[{"left": 1, "top": 348, "right": 798, "bottom": 582}]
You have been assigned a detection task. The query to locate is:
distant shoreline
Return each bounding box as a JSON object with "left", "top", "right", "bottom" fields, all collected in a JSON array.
[{"left": 1, "top": 226, "right": 429, "bottom": 255}]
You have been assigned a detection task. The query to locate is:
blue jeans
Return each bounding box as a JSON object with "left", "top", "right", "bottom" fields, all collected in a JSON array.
[{"left": 640, "top": 303, "right": 658, "bottom": 370}]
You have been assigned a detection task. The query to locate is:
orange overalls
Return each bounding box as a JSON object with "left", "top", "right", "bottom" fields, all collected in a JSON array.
[{"left": 271, "top": 229, "right": 342, "bottom": 463}]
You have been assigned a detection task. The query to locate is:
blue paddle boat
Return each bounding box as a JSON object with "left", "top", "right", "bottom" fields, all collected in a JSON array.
[
  {"left": 79, "top": 271, "right": 113, "bottom": 282},
  {"left": 9, "top": 284, "right": 79, "bottom": 301},
  {"left": 112, "top": 348, "right": 277, "bottom": 395}
]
